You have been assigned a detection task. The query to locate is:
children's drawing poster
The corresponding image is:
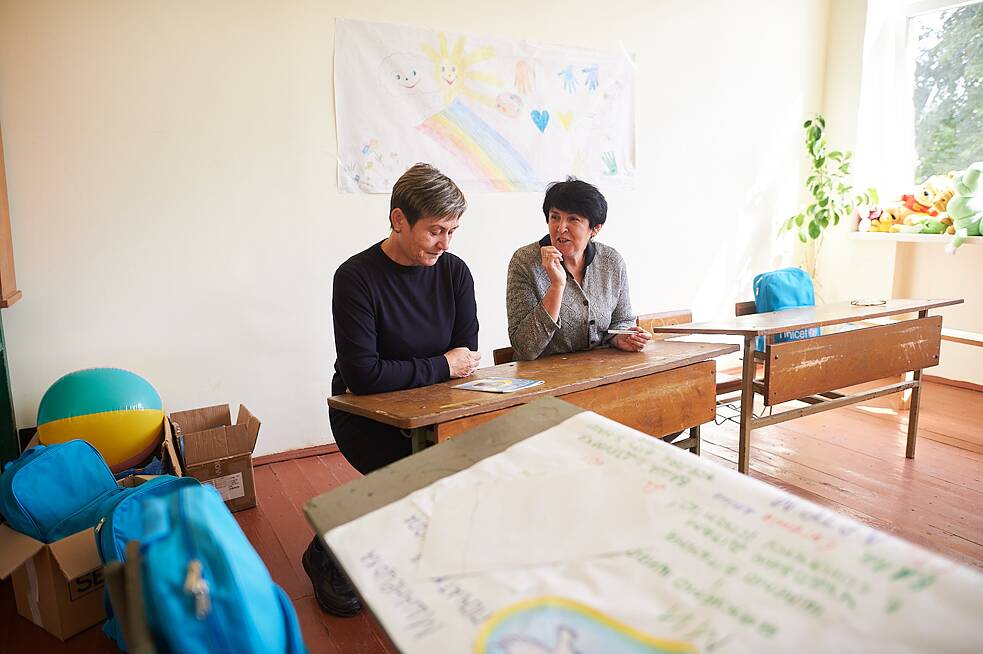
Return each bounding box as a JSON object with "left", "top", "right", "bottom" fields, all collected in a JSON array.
[
  {"left": 334, "top": 19, "right": 635, "bottom": 193},
  {"left": 324, "top": 411, "right": 983, "bottom": 653}
]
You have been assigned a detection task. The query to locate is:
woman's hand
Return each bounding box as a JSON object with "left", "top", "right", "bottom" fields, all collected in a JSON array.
[
  {"left": 610, "top": 327, "right": 651, "bottom": 352},
  {"left": 445, "top": 347, "right": 482, "bottom": 378},
  {"left": 540, "top": 246, "right": 566, "bottom": 288}
]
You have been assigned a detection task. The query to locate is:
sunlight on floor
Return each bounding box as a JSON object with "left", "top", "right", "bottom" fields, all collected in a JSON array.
[{"left": 855, "top": 405, "right": 900, "bottom": 417}]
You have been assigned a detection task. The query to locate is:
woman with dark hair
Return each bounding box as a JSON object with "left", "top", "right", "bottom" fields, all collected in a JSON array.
[{"left": 506, "top": 178, "right": 650, "bottom": 360}]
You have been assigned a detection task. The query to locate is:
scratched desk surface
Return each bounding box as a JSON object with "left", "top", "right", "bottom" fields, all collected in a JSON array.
[{"left": 327, "top": 341, "right": 737, "bottom": 429}]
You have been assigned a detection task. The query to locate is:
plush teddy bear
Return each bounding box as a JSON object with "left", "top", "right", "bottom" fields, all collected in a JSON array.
[
  {"left": 902, "top": 192, "right": 938, "bottom": 217},
  {"left": 945, "top": 162, "right": 983, "bottom": 253},
  {"left": 923, "top": 173, "right": 957, "bottom": 215}
]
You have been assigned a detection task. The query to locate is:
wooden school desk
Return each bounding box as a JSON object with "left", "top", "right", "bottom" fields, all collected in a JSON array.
[
  {"left": 306, "top": 398, "right": 983, "bottom": 653},
  {"left": 327, "top": 340, "right": 737, "bottom": 449},
  {"left": 648, "top": 298, "right": 964, "bottom": 474}
]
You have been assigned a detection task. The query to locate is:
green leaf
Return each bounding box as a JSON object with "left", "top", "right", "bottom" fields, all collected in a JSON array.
[
  {"left": 817, "top": 115, "right": 826, "bottom": 129},
  {"left": 803, "top": 119, "right": 812, "bottom": 128},
  {"left": 869, "top": 187, "right": 879, "bottom": 204},
  {"left": 798, "top": 231, "right": 808, "bottom": 243},
  {"left": 819, "top": 196, "right": 829, "bottom": 207},
  {"left": 795, "top": 213, "right": 805, "bottom": 226},
  {"left": 808, "top": 220, "right": 821, "bottom": 239}
]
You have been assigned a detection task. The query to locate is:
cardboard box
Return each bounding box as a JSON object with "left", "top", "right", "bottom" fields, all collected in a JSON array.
[
  {"left": 0, "top": 419, "right": 181, "bottom": 639},
  {"left": 169, "top": 404, "right": 260, "bottom": 512},
  {"left": 0, "top": 525, "right": 105, "bottom": 641}
]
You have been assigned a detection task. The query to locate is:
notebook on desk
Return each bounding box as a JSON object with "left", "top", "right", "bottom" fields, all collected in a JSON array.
[{"left": 452, "top": 377, "right": 544, "bottom": 393}]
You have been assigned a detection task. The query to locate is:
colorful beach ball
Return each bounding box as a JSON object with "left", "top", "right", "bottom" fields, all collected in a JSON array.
[{"left": 37, "top": 368, "right": 164, "bottom": 473}]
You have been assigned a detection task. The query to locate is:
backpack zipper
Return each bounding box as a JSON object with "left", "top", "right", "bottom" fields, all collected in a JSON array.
[{"left": 183, "top": 559, "right": 211, "bottom": 618}]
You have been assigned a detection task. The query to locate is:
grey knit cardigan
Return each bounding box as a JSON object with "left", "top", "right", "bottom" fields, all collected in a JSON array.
[{"left": 506, "top": 239, "right": 635, "bottom": 361}]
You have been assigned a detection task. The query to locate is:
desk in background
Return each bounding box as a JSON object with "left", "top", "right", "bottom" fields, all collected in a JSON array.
[
  {"left": 328, "top": 340, "right": 737, "bottom": 449},
  {"left": 650, "top": 298, "right": 963, "bottom": 474}
]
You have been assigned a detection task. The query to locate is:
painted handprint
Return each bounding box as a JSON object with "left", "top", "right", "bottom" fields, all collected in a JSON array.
[
  {"left": 582, "top": 64, "right": 599, "bottom": 91},
  {"left": 558, "top": 66, "right": 577, "bottom": 93},
  {"left": 514, "top": 59, "right": 535, "bottom": 95},
  {"left": 601, "top": 151, "right": 618, "bottom": 176}
]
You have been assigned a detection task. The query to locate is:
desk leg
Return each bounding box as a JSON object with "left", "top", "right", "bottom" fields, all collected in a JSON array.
[
  {"left": 690, "top": 424, "right": 701, "bottom": 456},
  {"left": 906, "top": 310, "right": 929, "bottom": 459},
  {"left": 906, "top": 369, "right": 923, "bottom": 458},
  {"left": 738, "top": 335, "right": 756, "bottom": 474},
  {"left": 409, "top": 427, "right": 436, "bottom": 453}
]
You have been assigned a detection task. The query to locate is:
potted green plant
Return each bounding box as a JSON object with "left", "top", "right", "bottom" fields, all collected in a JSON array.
[{"left": 781, "top": 114, "right": 877, "bottom": 244}]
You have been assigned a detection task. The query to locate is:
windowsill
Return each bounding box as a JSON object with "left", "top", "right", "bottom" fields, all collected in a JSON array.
[{"left": 849, "top": 231, "right": 982, "bottom": 245}]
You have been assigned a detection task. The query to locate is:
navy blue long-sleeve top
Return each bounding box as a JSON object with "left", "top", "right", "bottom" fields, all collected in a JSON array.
[{"left": 331, "top": 241, "right": 479, "bottom": 397}]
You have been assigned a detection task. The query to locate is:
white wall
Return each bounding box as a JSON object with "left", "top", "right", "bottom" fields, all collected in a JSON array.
[{"left": 0, "top": 0, "right": 831, "bottom": 455}]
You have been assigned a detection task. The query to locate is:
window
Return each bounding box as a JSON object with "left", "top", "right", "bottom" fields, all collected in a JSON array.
[{"left": 908, "top": 1, "right": 983, "bottom": 180}]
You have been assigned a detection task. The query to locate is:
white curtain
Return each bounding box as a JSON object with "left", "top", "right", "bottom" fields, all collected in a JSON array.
[{"left": 855, "top": 0, "right": 916, "bottom": 198}]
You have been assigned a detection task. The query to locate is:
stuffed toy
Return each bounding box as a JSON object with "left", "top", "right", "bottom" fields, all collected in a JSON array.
[
  {"left": 902, "top": 193, "right": 938, "bottom": 217},
  {"left": 855, "top": 206, "right": 882, "bottom": 232},
  {"left": 945, "top": 162, "right": 983, "bottom": 253},
  {"left": 891, "top": 217, "right": 947, "bottom": 234},
  {"left": 922, "top": 173, "right": 957, "bottom": 215},
  {"left": 867, "top": 205, "right": 904, "bottom": 232}
]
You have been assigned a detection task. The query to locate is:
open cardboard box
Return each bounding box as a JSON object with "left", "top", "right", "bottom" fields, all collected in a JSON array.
[
  {"left": 170, "top": 404, "right": 260, "bottom": 512},
  {"left": 0, "top": 419, "right": 181, "bottom": 640}
]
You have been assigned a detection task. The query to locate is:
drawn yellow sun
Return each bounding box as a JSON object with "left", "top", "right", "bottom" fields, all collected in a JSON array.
[{"left": 421, "top": 33, "right": 501, "bottom": 106}]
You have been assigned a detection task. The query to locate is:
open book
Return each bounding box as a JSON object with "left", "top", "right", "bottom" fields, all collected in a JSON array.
[{"left": 452, "top": 377, "right": 544, "bottom": 393}]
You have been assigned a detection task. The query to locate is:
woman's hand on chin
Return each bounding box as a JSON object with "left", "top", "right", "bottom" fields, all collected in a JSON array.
[{"left": 540, "top": 246, "right": 566, "bottom": 288}]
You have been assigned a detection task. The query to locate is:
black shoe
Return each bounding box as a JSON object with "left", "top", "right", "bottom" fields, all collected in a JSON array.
[{"left": 302, "top": 537, "right": 363, "bottom": 617}]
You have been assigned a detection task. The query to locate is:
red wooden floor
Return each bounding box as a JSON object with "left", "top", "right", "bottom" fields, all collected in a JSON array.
[{"left": 3, "top": 379, "right": 982, "bottom": 653}]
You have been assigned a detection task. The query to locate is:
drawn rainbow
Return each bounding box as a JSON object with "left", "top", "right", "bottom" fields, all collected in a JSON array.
[
  {"left": 418, "top": 99, "right": 538, "bottom": 191},
  {"left": 474, "top": 596, "right": 697, "bottom": 654}
]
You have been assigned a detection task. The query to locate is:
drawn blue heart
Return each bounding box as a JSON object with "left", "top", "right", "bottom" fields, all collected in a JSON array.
[{"left": 531, "top": 110, "right": 550, "bottom": 133}]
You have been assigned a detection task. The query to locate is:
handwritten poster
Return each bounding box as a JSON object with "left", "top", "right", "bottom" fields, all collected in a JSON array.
[
  {"left": 325, "top": 412, "right": 983, "bottom": 653},
  {"left": 334, "top": 19, "right": 635, "bottom": 193}
]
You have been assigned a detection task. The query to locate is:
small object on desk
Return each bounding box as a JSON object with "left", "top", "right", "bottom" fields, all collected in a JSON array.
[
  {"left": 606, "top": 328, "right": 638, "bottom": 335},
  {"left": 452, "top": 377, "right": 544, "bottom": 393},
  {"left": 851, "top": 298, "right": 887, "bottom": 306}
]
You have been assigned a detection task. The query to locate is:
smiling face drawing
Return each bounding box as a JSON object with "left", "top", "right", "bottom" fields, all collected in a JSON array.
[
  {"left": 439, "top": 60, "right": 458, "bottom": 86},
  {"left": 421, "top": 33, "right": 500, "bottom": 106},
  {"left": 395, "top": 67, "right": 420, "bottom": 88},
  {"left": 380, "top": 53, "right": 430, "bottom": 95}
]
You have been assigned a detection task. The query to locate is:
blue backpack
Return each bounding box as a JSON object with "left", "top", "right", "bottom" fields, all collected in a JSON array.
[
  {"left": 95, "top": 474, "right": 201, "bottom": 650},
  {"left": 753, "top": 267, "right": 820, "bottom": 350},
  {"left": 0, "top": 440, "right": 122, "bottom": 542},
  {"left": 136, "top": 485, "right": 307, "bottom": 653}
]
